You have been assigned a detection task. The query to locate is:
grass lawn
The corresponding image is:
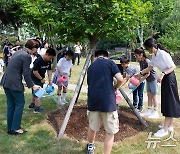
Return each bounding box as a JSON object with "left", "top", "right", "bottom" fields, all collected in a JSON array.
[{"left": 0, "top": 57, "right": 180, "bottom": 154}]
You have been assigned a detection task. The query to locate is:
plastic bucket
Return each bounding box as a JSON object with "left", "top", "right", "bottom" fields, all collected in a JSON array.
[
  {"left": 129, "top": 76, "right": 139, "bottom": 86},
  {"left": 34, "top": 88, "right": 45, "bottom": 98},
  {"left": 45, "top": 85, "right": 55, "bottom": 94},
  {"left": 114, "top": 90, "right": 122, "bottom": 104},
  {"left": 128, "top": 82, "right": 137, "bottom": 90},
  {"left": 58, "top": 75, "right": 67, "bottom": 83}
]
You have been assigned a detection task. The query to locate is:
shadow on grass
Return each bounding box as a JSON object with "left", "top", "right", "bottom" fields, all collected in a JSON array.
[{"left": 0, "top": 92, "right": 85, "bottom": 154}]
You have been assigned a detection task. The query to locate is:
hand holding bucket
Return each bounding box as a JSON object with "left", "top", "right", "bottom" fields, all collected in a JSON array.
[
  {"left": 45, "top": 85, "right": 55, "bottom": 94},
  {"left": 34, "top": 87, "right": 45, "bottom": 98},
  {"left": 128, "top": 82, "right": 137, "bottom": 90},
  {"left": 114, "top": 90, "right": 122, "bottom": 104},
  {"left": 58, "top": 75, "right": 67, "bottom": 83},
  {"left": 129, "top": 76, "right": 140, "bottom": 86}
]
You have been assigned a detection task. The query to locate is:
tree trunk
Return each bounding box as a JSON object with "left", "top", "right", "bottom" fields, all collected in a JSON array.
[
  {"left": 128, "top": 27, "right": 136, "bottom": 56},
  {"left": 50, "top": 36, "right": 62, "bottom": 71},
  {"left": 138, "top": 23, "right": 144, "bottom": 47},
  {"left": 88, "top": 34, "right": 97, "bottom": 63},
  {"left": 58, "top": 53, "right": 92, "bottom": 139},
  {"left": 119, "top": 87, "right": 148, "bottom": 127},
  {"left": 47, "top": 24, "right": 63, "bottom": 71}
]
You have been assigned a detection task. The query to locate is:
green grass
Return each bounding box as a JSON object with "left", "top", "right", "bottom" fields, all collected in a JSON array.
[{"left": 0, "top": 58, "right": 180, "bottom": 154}]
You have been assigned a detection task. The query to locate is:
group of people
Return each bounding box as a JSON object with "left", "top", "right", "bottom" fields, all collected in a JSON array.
[
  {"left": 0, "top": 38, "right": 75, "bottom": 135},
  {"left": 2, "top": 39, "right": 22, "bottom": 67},
  {"left": 86, "top": 37, "right": 180, "bottom": 154},
  {"left": 120, "top": 48, "right": 159, "bottom": 119},
  {"left": 0, "top": 37, "right": 179, "bottom": 154}
]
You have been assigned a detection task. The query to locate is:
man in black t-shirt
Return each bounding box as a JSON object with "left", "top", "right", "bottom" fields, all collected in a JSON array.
[
  {"left": 29, "top": 48, "right": 56, "bottom": 113},
  {"left": 86, "top": 49, "right": 124, "bottom": 154}
]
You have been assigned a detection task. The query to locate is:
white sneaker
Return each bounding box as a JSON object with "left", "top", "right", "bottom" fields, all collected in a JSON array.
[
  {"left": 62, "top": 99, "right": 68, "bottom": 104},
  {"left": 148, "top": 111, "right": 159, "bottom": 119},
  {"left": 140, "top": 109, "right": 152, "bottom": 117},
  {"left": 154, "top": 129, "right": 168, "bottom": 138},
  {"left": 158, "top": 125, "right": 174, "bottom": 132},
  {"left": 58, "top": 100, "right": 65, "bottom": 106}
]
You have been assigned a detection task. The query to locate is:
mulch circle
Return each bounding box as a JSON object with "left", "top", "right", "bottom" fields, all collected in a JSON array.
[{"left": 47, "top": 104, "right": 146, "bottom": 142}]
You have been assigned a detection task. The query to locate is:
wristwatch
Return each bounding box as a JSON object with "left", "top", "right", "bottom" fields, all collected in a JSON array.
[
  {"left": 140, "top": 71, "right": 143, "bottom": 76},
  {"left": 162, "top": 72, "right": 166, "bottom": 75}
]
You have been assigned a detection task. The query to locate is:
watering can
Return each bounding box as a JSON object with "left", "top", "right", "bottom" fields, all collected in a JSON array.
[
  {"left": 114, "top": 90, "right": 122, "bottom": 104},
  {"left": 45, "top": 85, "right": 55, "bottom": 94},
  {"left": 128, "top": 82, "right": 137, "bottom": 91},
  {"left": 129, "top": 76, "right": 139, "bottom": 86},
  {"left": 58, "top": 75, "right": 67, "bottom": 83},
  {"left": 34, "top": 87, "right": 45, "bottom": 98}
]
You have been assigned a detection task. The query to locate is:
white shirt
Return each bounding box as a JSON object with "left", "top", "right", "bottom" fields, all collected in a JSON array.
[
  {"left": 150, "top": 49, "right": 175, "bottom": 72},
  {"left": 39, "top": 48, "right": 47, "bottom": 56},
  {"left": 30, "top": 55, "right": 37, "bottom": 69},
  {"left": 57, "top": 57, "right": 72, "bottom": 73},
  {"left": 0, "top": 58, "right": 4, "bottom": 73},
  {"left": 74, "top": 45, "right": 82, "bottom": 53},
  {"left": 37, "top": 47, "right": 41, "bottom": 55}
]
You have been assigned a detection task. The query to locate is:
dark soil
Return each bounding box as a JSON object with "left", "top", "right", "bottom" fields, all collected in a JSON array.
[{"left": 47, "top": 104, "right": 146, "bottom": 142}]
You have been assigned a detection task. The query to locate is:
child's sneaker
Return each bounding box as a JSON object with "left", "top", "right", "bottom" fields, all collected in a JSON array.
[
  {"left": 154, "top": 129, "right": 168, "bottom": 138},
  {"left": 28, "top": 103, "right": 35, "bottom": 109},
  {"left": 140, "top": 109, "right": 152, "bottom": 117},
  {"left": 137, "top": 108, "right": 143, "bottom": 113},
  {"left": 86, "top": 143, "right": 95, "bottom": 154},
  {"left": 58, "top": 100, "right": 66, "bottom": 106},
  {"left": 62, "top": 99, "right": 68, "bottom": 104},
  {"left": 158, "top": 125, "right": 174, "bottom": 132},
  {"left": 34, "top": 106, "right": 45, "bottom": 113},
  {"left": 148, "top": 110, "right": 159, "bottom": 119}
]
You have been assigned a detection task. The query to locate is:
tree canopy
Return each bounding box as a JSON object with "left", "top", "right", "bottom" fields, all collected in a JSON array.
[{"left": 0, "top": 0, "right": 179, "bottom": 53}]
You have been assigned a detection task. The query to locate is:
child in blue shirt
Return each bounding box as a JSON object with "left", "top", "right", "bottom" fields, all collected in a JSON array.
[
  {"left": 134, "top": 48, "right": 159, "bottom": 119},
  {"left": 87, "top": 49, "right": 124, "bottom": 154},
  {"left": 120, "top": 56, "right": 145, "bottom": 112}
]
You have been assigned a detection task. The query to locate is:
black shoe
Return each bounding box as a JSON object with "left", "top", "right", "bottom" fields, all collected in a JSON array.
[
  {"left": 9, "top": 129, "right": 27, "bottom": 135},
  {"left": 133, "top": 105, "right": 137, "bottom": 109},
  {"left": 29, "top": 103, "right": 35, "bottom": 109},
  {"left": 137, "top": 108, "right": 143, "bottom": 113},
  {"left": 34, "top": 106, "right": 46, "bottom": 113},
  {"left": 7, "top": 130, "right": 12, "bottom": 134},
  {"left": 86, "top": 143, "right": 95, "bottom": 154}
]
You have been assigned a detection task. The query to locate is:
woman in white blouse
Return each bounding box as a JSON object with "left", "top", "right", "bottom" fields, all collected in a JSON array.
[{"left": 136, "top": 37, "right": 180, "bottom": 138}]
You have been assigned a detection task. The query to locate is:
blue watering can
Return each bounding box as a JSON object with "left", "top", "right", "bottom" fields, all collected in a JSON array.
[
  {"left": 34, "top": 87, "right": 45, "bottom": 98},
  {"left": 128, "top": 82, "right": 137, "bottom": 91},
  {"left": 45, "top": 85, "right": 55, "bottom": 94}
]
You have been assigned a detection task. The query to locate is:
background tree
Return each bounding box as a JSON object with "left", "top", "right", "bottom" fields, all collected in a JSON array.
[
  {"left": 158, "top": 0, "right": 180, "bottom": 53},
  {"left": 0, "top": 0, "right": 22, "bottom": 38}
]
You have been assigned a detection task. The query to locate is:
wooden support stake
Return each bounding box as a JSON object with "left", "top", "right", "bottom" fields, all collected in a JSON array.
[
  {"left": 57, "top": 53, "right": 92, "bottom": 139},
  {"left": 119, "top": 87, "right": 148, "bottom": 127}
]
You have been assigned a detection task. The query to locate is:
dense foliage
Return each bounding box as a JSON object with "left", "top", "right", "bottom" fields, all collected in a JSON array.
[{"left": 0, "top": 0, "right": 179, "bottom": 52}]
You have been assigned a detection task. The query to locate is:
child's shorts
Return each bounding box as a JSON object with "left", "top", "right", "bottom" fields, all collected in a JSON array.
[
  {"left": 146, "top": 80, "right": 158, "bottom": 95},
  {"left": 52, "top": 71, "right": 68, "bottom": 87},
  {"left": 87, "top": 110, "right": 119, "bottom": 134}
]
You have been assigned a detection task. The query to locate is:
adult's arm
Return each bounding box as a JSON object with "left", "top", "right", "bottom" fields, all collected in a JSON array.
[
  {"left": 135, "top": 66, "right": 153, "bottom": 79},
  {"left": 47, "top": 70, "right": 53, "bottom": 85},
  {"left": 158, "top": 65, "right": 176, "bottom": 83},
  {"left": 22, "top": 55, "right": 34, "bottom": 88}
]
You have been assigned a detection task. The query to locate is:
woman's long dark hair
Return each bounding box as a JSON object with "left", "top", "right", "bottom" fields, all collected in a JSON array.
[
  {"left": 143, "top": 37, "right": 170, "bottom": 53},
  {"left": 134, "top": 47, "right": 147, "bottom": 58}
]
